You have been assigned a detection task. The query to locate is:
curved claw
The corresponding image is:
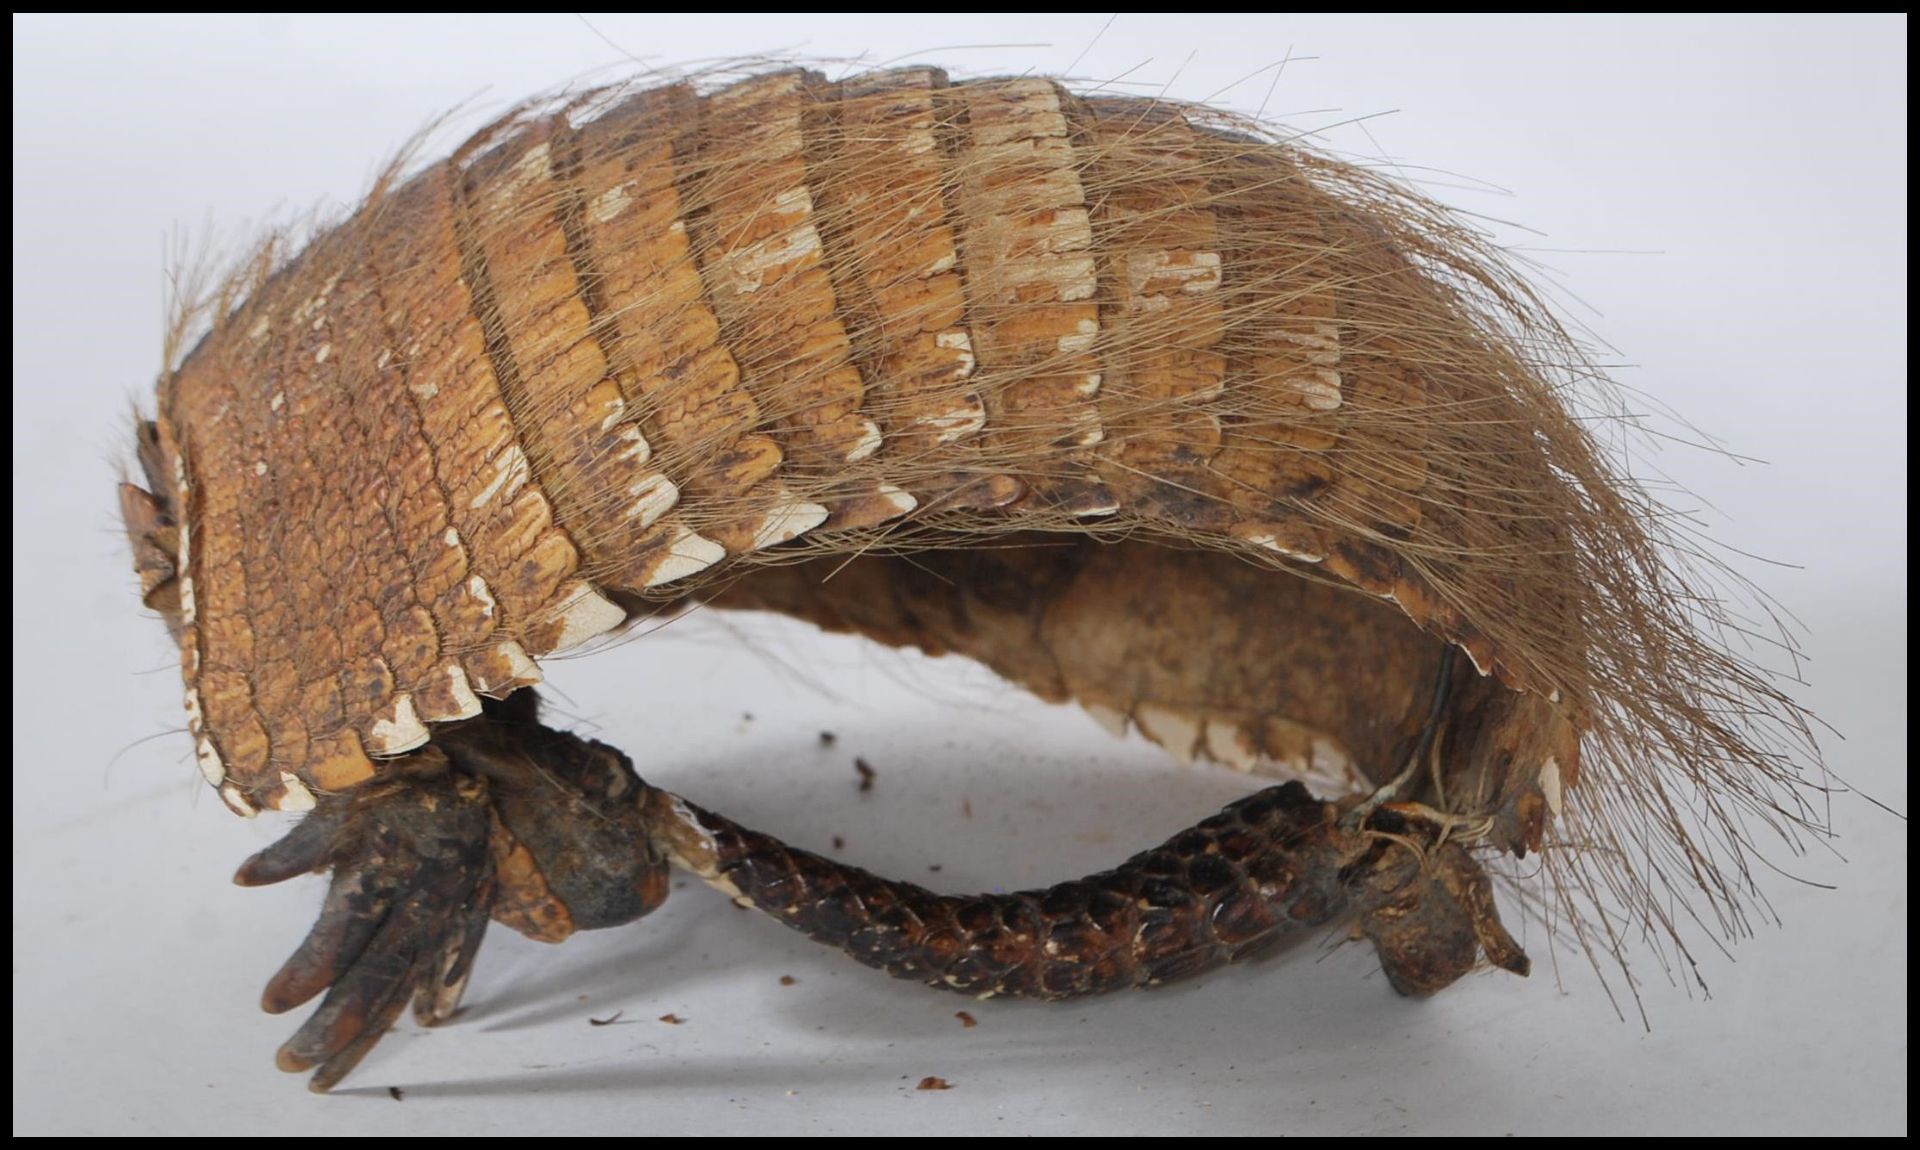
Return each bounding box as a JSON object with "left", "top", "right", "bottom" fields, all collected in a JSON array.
[
  {"left": 261, "top": 872, "right": 396, "bottom": 1014},
  {"left": 233, "top": 804, "right": 350, "bottom": 887},
  {"left": 244, "top": 769, "right": 496, "bottom": 1092},
  {"left": 413, "top": 894, "right": 491, "bottom": 1028}
]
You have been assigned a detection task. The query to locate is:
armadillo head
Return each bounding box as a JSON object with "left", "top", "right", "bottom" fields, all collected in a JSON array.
[
  {"left": 121, "top": 419, "right": 186, "bottom": 640},
  {"left": 122, "top": 409, "right": 268, "bottom": 814}
]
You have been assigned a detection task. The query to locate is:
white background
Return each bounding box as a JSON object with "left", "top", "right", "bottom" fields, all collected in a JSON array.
[{"left": 12, "top": 13, "right": 1906, "bottom": 1136}]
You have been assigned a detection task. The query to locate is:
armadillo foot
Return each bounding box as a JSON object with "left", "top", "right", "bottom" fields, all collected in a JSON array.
[
  {"left": 230, "top": 693, "right": 674, "bottom": 1092},
  {"left": 234, "top": 753, "right": 495, "bottom": 1093}
]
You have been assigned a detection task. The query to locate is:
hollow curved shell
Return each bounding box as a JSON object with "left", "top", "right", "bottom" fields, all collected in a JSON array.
[{"left": 125, "top": 66, "right": 1813, "bottom": 953}]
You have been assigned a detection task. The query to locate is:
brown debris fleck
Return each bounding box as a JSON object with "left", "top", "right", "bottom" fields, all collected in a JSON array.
[
  {"left": 854, "top": 758, "right": 876, "bottom": 792},
  {"left": 779, "top": 974, "right": 797, "bottom": 986},
  {"left": 388, "top": 1086, "right": 405, "bottom": 1102},
  {"left": 658, "top": 1013, "right": 684, "bottom": 1025},
  {"left": 589, "top": 1010, "right": 627, "bottom": 1026},
  {"left": 831, "top": 835, "right": 846, "bottom": 850},
  {"left": 916, "top": 1076, "right": 953, "bottom": 1091},
  {"left": 818, "top": 730, "right": 836, "bottom": 747},
  {"left": 954, "top": 1011, "right": 977, "bottom": 1029}
]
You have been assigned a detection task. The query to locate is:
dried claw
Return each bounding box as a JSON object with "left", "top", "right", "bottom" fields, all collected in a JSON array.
[
  {"left": 233, "top": 804, "right": 351, "bottom": 886},
  {"left": 296, "top": 949, "right": 425, "bottom": 1094},
  {"left": 1436, "top": 842, "right": 1531, "bottom": 977},
  {"left": 412, "top": 889, "right": 492, "bottom": 1027},
  {"left": 277, "top": 895, "right": 436, "bottom": 1073},
  {"left": 262, "top": 877, "right": 396, "bottom": 1014},
  {"left": 305, "top": 991, "right": 414, "bottom": 1094},
  {"left": 244, "top": 770, "right": 495, "bottom": 1091}
]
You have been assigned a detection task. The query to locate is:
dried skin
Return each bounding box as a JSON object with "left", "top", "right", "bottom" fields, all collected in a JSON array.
[{"left": 132, "top": 65, "right": 1822, "bottom": 994}]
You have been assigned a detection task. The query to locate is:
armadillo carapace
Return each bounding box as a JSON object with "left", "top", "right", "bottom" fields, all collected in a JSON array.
[{"left": 121, "top": 67, "right": 1816, "bottom": 1091}]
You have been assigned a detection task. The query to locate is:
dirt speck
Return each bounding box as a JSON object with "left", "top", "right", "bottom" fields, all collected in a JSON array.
[
  {"left": 388, "top": 1086, "right": 405, "bottom": 1102},
  {"left": 955, "top": 1011, "right": 977, "bottom": 1029},
  {"left": 658, "top": 1013, "right": 684, "bottom": 1025},
  {"left": 780, "top": 975, "right": 797, "bottom": 986},
  {"left": 854, "top": 758, "right": 876, "bottom": 792},
  {"left": 916, "top": 1076, "right": 953, "bottom": 1091},
  {"left": 589, "top": 1010, "right": 626, "bottom": 1026},
  {"left": 818, "top": 731, "right": 837, "bottom": 747}
]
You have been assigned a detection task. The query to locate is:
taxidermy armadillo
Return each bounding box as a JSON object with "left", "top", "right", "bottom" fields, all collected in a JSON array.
[{"left": 118, "top": 66, "right": 1820, "bottom": 1091}]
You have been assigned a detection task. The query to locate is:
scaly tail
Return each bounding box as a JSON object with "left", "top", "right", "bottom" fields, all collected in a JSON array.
[{"left": 646, "top": 781, "right": 1528, "bottom": 1000}]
